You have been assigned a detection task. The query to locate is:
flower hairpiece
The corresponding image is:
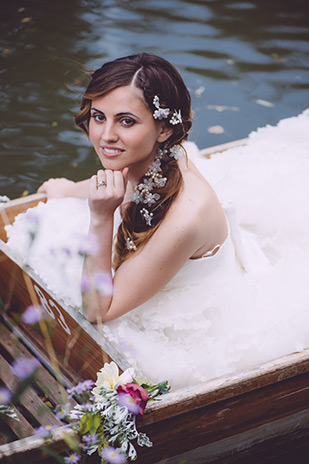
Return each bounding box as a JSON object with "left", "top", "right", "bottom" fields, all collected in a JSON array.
[
  {"left": 152, "top": 95, "right": 170, "bottom": 120},
  {"left": 152, "top": 95, "right": 182, "bottom": 125},
  {"left": 170, "top": 109, "right": 182, "bottom": 125}
]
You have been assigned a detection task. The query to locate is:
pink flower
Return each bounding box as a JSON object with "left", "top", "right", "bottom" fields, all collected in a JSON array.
[
  {"left": 117, "top": 383, "right": 149, "bottom": 416},
  {"left": 22, "top": 305, "right": 43, "bottom": 324},
  {"left": 12, "top": 357, "right": 40, "bottom": 379}
]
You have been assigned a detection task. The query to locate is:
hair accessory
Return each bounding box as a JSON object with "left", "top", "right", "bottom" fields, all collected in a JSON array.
[
  {"left": 152, "top": 95, "right": 170, "bottom": 120},
  {"left": 169, "top": 144, "right": 182, "bottom": 159},
  {"left": 125, "top": 237, "right": 137, "bottom": 251},
  {"left": 140, "top": 208, "right": 153, "bottom": 226},
  {"left": 131, "top": 150, "right": 167, "bottom": 208},
  {"left": 169, "top": 109, "right": 182, "bottom": 125},
  {"left": 131, "top": 144, "right": 180, "bottom": 228}
]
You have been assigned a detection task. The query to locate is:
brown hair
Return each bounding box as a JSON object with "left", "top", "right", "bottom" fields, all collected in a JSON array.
[{"left": 74, "top": 53, "right": 192, "bottom": 269}]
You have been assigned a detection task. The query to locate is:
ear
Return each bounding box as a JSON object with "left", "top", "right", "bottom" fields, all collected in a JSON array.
[{"left": 157, "top": 123, "right": 173, "bottom": 143}]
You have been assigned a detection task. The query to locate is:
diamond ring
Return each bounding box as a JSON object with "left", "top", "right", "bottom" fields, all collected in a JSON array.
[{"left": 97, "top": 180, "right": 107, "bottom": 187}]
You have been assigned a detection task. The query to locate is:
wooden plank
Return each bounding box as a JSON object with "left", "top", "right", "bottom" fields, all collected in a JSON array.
[
  {"left": 137, "top": 372, "right": 309, "bottom": 463},
  {"left": 199, "top": 137, "right": 249, "bottom": 158},
  {"left": 0, "top": 425, "right": 71, "bottom": 463},
  {"left": 1, "top": 322, "right": 70, "bottom": 407},
  {"left": 0, "top": 356, "right": 62, "bottom": 429}
]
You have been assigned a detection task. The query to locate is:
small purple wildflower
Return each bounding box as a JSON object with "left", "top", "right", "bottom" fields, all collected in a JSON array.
[
  {"left": 100, "top": 447, "right": 126, "bottom": 464},
  {"left": 77, "top": 233, "right": 99, "bottom": 256},
  {"left": 22, "top": 305, "right": 43, "bottom": 325},
  {"left": 55, "top": 402, "right": 71, "bottom": 420},
  {"left": 0, "top": 387, "right": 11, "bottom": 404},
  {"left": 67, "top": 379, "right": 94, "bottom": 397},
  {"left": 117, "top": 392, "right": 140, "bottom": 415},
  {"left": 81, "top": 276, "right": 91, "bottom": 293},
  {"left": 82, "top": 433, "right": 98, "bottom": 444},
  {"left": 34, "top": 425, "right": 56, "bottom": 439},
  {"left": 64, "top": 453, "right": 81, "bottom": 464},
  {"left": 93, "top": 271, "right": 113, "bottom": 296},
  {"left": 12, "top": 357, "right": 40, "bottom": 379}
]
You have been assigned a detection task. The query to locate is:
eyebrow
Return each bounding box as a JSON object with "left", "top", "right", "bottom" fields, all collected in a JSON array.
[{"left": 91, "top": 107, "right": 141, "bottom": 121}]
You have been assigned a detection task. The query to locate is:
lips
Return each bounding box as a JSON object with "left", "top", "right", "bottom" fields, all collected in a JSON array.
[{"left": 100, "top": 146, "right": 124, "bottom": 157}]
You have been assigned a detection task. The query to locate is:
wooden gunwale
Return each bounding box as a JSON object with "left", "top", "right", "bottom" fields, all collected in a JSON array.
[{"left": 0, "top": 137, "right": 308, "bottom": 462}]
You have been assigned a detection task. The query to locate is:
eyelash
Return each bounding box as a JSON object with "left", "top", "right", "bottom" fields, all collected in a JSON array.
[{"left": 90, "top": 113, "right": 136, "bottom": 127}]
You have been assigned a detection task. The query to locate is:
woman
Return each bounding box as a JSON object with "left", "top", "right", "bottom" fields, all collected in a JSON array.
[
  {"left": 38, "top": 53, "right": 228, "bottom": 323},
  {"left": 20, "top": 54, "right": 308, "bottom": 388}
]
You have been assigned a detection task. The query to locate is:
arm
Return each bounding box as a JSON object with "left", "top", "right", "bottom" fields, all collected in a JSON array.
[
  {"left": 82, "top": 178, "right": 221, "bottom": 323},
  {"left": 37, "top": 178, "right": 90, "bottom": 199}
]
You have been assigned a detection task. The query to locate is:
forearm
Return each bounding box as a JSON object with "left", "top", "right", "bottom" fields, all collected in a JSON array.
[
  {"left": 37, "top": 178, "right": 91, "bottom": 199},
  {"left": 81, "top": 216, "right": 114, "bottom": 322}
]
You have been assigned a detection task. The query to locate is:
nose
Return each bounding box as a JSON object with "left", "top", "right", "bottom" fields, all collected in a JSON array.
[{"left": 101, "top": 121, "right": 118, "bottom": 143}]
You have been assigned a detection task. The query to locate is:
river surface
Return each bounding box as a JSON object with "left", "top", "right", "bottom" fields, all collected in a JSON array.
[{"left": 1, "top": 0, "right": 309, "bottom": 199}]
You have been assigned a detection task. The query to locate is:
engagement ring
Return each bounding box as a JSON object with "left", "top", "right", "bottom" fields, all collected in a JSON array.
[{"left": 97, "top": 180, "right": 107, "bottom": 187}]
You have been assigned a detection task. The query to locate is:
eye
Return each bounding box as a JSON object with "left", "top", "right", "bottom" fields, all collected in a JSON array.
[
  {"left": 121, "top": 117, "right": 135, "bottom": 127},
  {"left": 91, "top": 112, "right": 105, "bottom": 123}
]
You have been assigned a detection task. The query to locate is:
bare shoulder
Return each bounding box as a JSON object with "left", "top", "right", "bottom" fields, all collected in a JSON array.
[{"left": 171, "top": 158, "right": 228, "bottom": 254}]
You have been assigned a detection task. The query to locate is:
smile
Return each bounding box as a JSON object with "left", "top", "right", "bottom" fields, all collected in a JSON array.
[{"left": 101, "top": 146, "right": 124, "bottom": 157}]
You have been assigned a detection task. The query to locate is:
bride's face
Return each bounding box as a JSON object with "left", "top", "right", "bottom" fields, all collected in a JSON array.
[{"left": 89, "top": 85, "right": 170, "bottom": 177}]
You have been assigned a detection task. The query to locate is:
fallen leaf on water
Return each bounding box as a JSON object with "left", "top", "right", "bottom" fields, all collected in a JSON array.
[
  {"left": 208, "top": 125, "right": 225, "bottom": 134},
  {"left": 255, "top": 99, "right": 274, "bottom": 108},
  {"left": 51, "top": 121, "right": 58, "bottom": 127},
  {"left": 21, "top": 17, "right": 32, "bottom": 23},
  {"left": 18, "top": 7, "right": 25, "bottom": 13},
  {"left": 207, "top": 105, "right": 240, "bottom": 112},
  {"left": 21, "top": 190, "right": 29, "bottom": 197},
  {"left": 195, "top": 86, "right": 205, "bottom": 98},
  {"left": 2, "top": 49, "right": 12, "bottom": 55}
]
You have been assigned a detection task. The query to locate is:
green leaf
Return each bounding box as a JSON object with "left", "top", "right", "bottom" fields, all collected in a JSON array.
[{"left": 80, "top": 412, "right": 102, "bottom": 435}]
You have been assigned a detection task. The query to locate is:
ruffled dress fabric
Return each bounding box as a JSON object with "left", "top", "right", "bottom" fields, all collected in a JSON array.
[{"left": 5, "top": 110, "right": 309, "bottom": 390}]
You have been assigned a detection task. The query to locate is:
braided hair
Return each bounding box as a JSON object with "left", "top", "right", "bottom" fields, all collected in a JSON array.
[{"left": 74, "top": 53, "right": 192, "bottom": 270}]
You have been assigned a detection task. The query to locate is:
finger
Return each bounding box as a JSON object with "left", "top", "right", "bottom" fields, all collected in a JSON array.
[
  {"left": 122, "top": 167, "right": 129, "bottom": 189},
  {"left": 114, "top": 170, "right": 127, "bottom": 194},
  {"left": 89, "top": 175, "right": 98, "bottom": 196},
  {"left": 104, "top": 169, "right": 115, "bottom": 189},
  {"left": 96, "top": 170, "right": 107, "bottom": 190}
]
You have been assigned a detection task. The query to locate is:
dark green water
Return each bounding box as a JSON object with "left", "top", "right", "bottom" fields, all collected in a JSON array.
[{"left": 1, "top": 0, "right": 309, "bottom": 199}]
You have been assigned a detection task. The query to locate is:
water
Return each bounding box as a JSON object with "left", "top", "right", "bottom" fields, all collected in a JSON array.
[{"left": 1, "top": 0, "right": 309, "bottom": 199}]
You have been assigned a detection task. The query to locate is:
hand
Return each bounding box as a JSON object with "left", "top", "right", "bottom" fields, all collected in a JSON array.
[
  {"left": 37, "top": 178, "right": 77, "bottom": 199},
  {"left": 88, "top": 168, "right": 128, "bottom": 221}
]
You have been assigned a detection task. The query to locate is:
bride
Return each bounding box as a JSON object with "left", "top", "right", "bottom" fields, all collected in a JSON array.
[
  {"left": 11, "top": 53, "right": 308, "bottom": 388},
  {"left": 38, "top": 53, "right": 228, "bottom": 323}
]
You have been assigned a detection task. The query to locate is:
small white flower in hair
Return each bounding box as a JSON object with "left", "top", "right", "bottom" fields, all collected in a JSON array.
[
  {"left": 153, "top": 95, "right": 170, "bottom": 120},
  {"left": 169, "top": 109, "right": 182, "bottom": 125}
]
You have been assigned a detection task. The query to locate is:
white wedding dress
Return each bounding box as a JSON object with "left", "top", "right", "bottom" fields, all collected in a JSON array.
[{"left": 5, "top": 110, "right": 309, "bottom": 390}]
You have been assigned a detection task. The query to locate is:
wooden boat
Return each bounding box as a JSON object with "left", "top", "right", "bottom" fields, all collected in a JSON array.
[{"left": 0, "top": 139, "right": 308, "bottom": 463}]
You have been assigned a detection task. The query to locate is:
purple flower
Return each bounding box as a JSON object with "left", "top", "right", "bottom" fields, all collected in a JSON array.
[
  {"left": 22, "top": 305, "right": 43, "bottom": 324},
  {"left": 64, "top": 453, "right": 81, "bottom": 464},
  {"left": 93, "top": 271, "right": 113, "bottom": 296},
  {"left": 81, "top": 276, "right": 91, "bottom": 293},
  {"left": 0, "top": 387, "right": 11, "bottom": 404},
  {"left": 67, "top": 379, "right": 94, "bottom": 397},
  {"left": 55, "top": 402, "right": 71, "bottom": 420},
  {"left": 12, "top": 357, "right": 40, "bottom": 379},
  {"left": 117, "top": 392, "right": 140, "bottom": 415},
  {"left": 34, "top": 425, "right": 56, "bottom": 439},
  {"left": 82, "top": 433, "right": 98, "bottom": 444},
  {"left": 77, "top": 233, "right": 99, "bottom": 256},
  {"left": 100, "top": 447, "right": 126, "bottom": 464}
]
